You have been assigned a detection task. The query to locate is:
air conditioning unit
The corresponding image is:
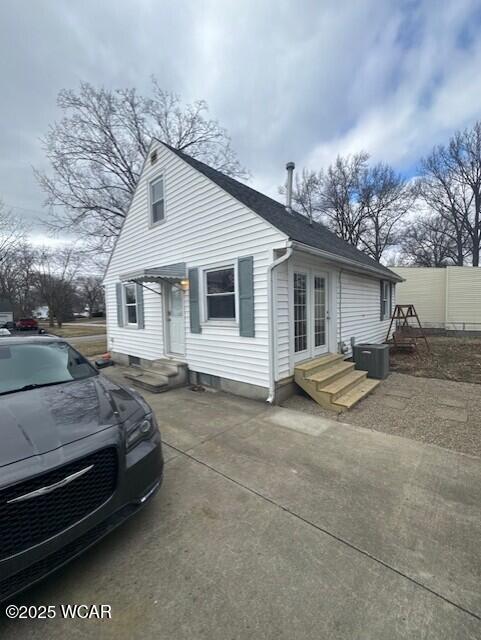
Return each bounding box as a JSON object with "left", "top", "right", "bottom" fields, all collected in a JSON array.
[{"left": 352, "top": 343, "right": 390, "bottom": 379}]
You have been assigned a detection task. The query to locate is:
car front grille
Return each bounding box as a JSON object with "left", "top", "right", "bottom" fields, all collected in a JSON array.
[
  {"left": 0, "top": 448, "right": 118, "bottom": 561},
  {"left": 0, "top": 503, "right": 138, "bottom": 603}
]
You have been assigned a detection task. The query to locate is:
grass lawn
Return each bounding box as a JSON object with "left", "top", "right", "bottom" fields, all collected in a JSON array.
[
  {"left": 69, "top": 317, "right": 106, "bottom": 324},
  {"left": 74, "top": 338, "right": 108, "bottom": 358},
  {"left": 39, "top": 323, "right": 106, "bottom": 338},
  {"left": 390, "top": 335, "right": 481, "bottom": 384}
]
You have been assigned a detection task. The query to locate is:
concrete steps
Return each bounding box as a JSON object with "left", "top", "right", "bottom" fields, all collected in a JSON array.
[
  {"left": 294, "top": 353, "right": 380, "bottom": 412},
  {"left": 124, "top": 358, "right": 188, "bottom": 394}
]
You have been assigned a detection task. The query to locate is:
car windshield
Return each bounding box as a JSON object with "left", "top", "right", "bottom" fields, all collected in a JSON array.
[{"left": 0, "top": 341, "right": 97, "bottom": 396}]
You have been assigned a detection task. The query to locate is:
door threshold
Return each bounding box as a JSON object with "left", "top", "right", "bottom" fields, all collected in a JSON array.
[{"left": 164, "top": 354, "right": 187, "bottom": 362}]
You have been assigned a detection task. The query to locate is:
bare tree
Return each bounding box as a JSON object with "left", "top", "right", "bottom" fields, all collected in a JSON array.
[
  {"left": 36, "top": 247, "right": 83, "bottom": 327},
  {"left": 35, "top": 80, "right": 247, "bottom": 252},
  {"left": 77, "top": 275, "right": 104, "bottom": 317},
  {"left": 278, "top": 168, "right": 323, "bottom": 222},
  {"left": 319, "top": 153, "right": 370, "bottom": 246},
  {"left": 443, "top": 122, "right": 481, "bottom": 266},
  {"left": 277, "top": 154, "right": 412, "bottom": 262},
  {"left": 401, "top": 214, "right": 456, "bottom": 267},
  {"left": 0, "top": 242, "right": 39, "bottom": 317},
  {"left": 358, "top": 163, "right": 416, "bottom": 262},
  {"left": 419, "top": 147, "right": 472, "bottom": 266},
  {"left": 418, "top": 122, "right": 481, "bottom": 266},
  {"left": 0, "top": 199, "right": 25, "bottom": 264}
]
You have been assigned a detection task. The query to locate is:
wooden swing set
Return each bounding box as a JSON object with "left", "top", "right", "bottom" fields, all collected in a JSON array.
[{"left": 385, "top": 304, "right": 430, "bottom": 355}]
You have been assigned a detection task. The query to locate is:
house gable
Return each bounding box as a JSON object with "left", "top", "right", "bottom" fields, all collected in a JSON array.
[{"left": 104, "top": 140, "right": 287, "bottom": 284}]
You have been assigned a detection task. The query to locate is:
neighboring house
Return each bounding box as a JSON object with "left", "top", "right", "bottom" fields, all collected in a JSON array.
[
  {"left": 104, "top": 139, "right": 401, "bottom": 403},
  {"left": 394, "top": 266, "right": 481, "bottom": 331},
  {"left": 33, "top": 306, "right": 49, "bottom": 319},
  {"left": 0, "top": 299, "right": 13, "bottom": 326}
]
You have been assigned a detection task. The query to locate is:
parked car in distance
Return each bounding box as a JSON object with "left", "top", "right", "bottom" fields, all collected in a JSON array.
[
  {"left": 0, "top": 336, "right": 164, "bottom": 602},
  {"left": 16, "top": 318, "right": 38, "bottom": 331},
  {"left": 1, "top": 321, "right": 15, "bottom": 330}
]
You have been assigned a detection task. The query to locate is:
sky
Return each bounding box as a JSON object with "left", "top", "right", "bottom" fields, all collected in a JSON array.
[{"left": 1, "top": 0, "right": 481, "bottom": 244}]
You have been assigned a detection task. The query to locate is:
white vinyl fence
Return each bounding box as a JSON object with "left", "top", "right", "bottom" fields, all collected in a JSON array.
[{"left": 393, "top": 267, "right": 481, "bottom": 331}]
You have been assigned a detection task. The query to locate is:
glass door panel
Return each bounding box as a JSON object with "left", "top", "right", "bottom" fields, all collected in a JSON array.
[
  {"left": 314, "top": 276, "right": 326, "bottom": 348},
  {"left": 294, "top": 272, "right": 307, "bottom": 353}
]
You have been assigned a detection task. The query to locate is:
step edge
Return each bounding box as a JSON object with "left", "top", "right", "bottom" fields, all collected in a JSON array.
[
  {"left": 295, "top": 354, "right": 345, "bottom": 375},
  {"left": 320, "top": 370, "right": 368, "bottom": 396},
  {"left": 307, "top": 361, "right": 355, "bottom": 383},
  {"left": 333, "top": 379, "right": 380, "bottom": 408}
]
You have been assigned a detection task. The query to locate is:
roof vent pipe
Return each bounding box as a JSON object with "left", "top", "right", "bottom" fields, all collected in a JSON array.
[{"left": 285, "top": 161, "right": 295, "bottom": 213}]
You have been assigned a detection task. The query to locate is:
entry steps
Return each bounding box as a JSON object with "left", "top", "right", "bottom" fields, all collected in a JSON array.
[
  {"left": 294, "top": 353, "right": 380, "bottom": 412},
  {"left": 124, "top": 359, "right": 188, "bottom": 393}
]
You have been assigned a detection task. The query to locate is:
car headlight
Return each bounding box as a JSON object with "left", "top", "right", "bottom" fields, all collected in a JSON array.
[{"left": 126, "top": 414, "right": 155, "bottom": 451}]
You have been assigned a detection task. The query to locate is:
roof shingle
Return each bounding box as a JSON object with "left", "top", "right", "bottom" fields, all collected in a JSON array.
[{"left": 160, "top": 141, "right": 400, "bottom": 281}]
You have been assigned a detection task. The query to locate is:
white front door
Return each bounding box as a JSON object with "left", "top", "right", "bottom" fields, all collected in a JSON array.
[
  {"left": 293, "top": 269, "right": 329, "bottom": 362},
  {"left": 166, "top": 285, "right": 185, "bottom": 355}
]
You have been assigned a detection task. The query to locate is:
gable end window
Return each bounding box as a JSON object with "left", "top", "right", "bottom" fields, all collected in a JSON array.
[
  {"left": 124, "top": 284, "right": 138, "bottom": 325},
  {"left": 150, "top": 176, "right": 165, "bottom": 224},
  {"left": 205, "top": 267, "right": 235, "bottom": 320}
]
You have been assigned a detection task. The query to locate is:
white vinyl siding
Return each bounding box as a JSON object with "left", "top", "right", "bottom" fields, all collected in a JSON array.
[
  {"left": 105, "top": 140, "right": 287, "bottom": 389},
  {"left": 338, "top": 271, "right": 395, "bottom": 356}
]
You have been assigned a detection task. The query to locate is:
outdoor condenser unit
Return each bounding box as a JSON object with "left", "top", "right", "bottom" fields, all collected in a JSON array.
[{"left": 352, "top": 343, "right": 390, "bottom": 380}]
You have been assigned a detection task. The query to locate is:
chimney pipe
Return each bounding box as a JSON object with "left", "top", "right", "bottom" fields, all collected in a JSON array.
[{"left": 285, "top": 161, "right": 295, "bottom": 213}]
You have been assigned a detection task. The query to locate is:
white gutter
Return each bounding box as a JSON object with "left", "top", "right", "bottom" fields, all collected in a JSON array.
[
  {"left": 290, "top": 241, "right": 403, "bottom": 283},
  {"left": 267, "top": 244, "right": 293, "bottom": 404}
]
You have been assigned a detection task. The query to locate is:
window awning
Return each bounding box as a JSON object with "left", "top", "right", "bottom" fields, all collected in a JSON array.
[{"left": 120, "top": 262, "right": 187, "bottom": 284}]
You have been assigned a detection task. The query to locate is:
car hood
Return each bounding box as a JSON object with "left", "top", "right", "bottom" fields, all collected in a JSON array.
[{"left": 0, "top": 375, "right": 143, "bottom": 467}]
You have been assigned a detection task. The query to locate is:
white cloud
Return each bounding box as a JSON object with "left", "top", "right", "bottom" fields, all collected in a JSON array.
[
  {"left": 303, "top": 0, "right": 481, "bottom": 173},
  {"left": 1, "top": 0, "right": 481, "bottom": 231},
  {"left": 28, "top": 234, "right": 75, "bottom": 248}
]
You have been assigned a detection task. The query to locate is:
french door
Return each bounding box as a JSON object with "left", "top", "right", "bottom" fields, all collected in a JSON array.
[{"left": 293, "top": 269, "right": 328, "bottom": 362}]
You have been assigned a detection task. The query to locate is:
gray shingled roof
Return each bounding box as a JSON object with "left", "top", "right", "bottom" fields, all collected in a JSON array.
[{"left": 161, "top": 141, "right": 401, "bottom": 282}]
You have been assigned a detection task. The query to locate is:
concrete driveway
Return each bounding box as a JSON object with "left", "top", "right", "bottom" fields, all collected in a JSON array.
[{"left": 2, "top": 369, "right": 480, "bottom": 639}]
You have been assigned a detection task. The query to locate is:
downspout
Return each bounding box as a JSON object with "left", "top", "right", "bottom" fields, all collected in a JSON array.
[
  {"left": 267, "top": 244, "right": 293, "bottom": 404},
  {"left": 338, "top": 269, "right": 343, "bottom": 353}
]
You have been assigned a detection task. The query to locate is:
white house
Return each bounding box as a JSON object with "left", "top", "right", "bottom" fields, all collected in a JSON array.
[{"left": 104, "top": 139, "right": 401, "bottom": 406}]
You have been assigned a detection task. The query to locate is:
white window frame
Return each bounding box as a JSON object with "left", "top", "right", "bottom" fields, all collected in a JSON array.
[
  {"left": 149, "top": 174, "right": 165, "bottom": 226},
  {"left": 202, "top": 264, "right": 238, "bottom": 324},
  {"left": 381, "top": 280, "right": 389, "bottom": 320},
  {"left": 124, "top": 283, "right": 138, "bottom": 327}
]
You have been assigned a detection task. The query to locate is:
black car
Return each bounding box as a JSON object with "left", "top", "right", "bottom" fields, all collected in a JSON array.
[{"left": 0, "top": 336, "right": 163, "bottom": 602}]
